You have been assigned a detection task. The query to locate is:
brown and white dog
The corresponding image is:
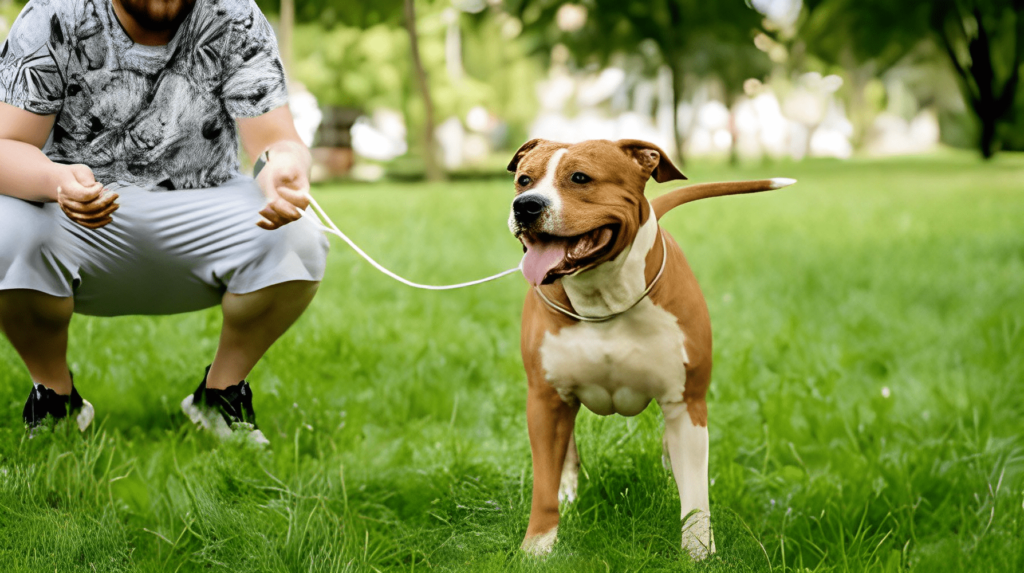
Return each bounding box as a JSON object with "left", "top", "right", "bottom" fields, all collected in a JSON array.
[{"left": 507, "top": 138, "right": 794, "bottom": 559}]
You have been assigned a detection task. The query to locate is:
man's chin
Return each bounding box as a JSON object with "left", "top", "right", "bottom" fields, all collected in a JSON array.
[{"left": 120, "top": 0, "right": 196, "bottom": 31}]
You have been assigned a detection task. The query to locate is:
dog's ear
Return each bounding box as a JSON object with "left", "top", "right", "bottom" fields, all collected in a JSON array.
[
  {"left": 618, "top": 140, "right": 687, "bottom": 183},
  {"left": 507, "top": 139, "right": 545, "bottom": 172}
]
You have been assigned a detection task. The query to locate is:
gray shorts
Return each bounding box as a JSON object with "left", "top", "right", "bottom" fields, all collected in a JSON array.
[{"left": 0, "top": 176, "right": 329, "bottom": 316}]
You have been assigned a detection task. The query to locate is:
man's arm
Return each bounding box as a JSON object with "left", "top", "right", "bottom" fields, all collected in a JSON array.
[
  {"left": 0, "top": 103, "right": 63, "bottom": 202},
  {"left": 0, "top": 102, "right": 118, "bottom": 228},
  {"left": 237, "top": 106, "right": 313, "bottom": 230}
]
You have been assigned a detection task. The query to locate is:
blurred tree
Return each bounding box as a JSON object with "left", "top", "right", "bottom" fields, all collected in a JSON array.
[
  {"left": 801, "top": 0, "right": 1023, "bottom": 158},
  {"left": 256, "top": 0, "right": 405, "bottom": 28},
  {"left": 259, "top": 0, "right": 443, "bottom": 179},
  {"left": 506, "top": 0, "right": 771, "bottom": 162},
  {"left": 404, "top": 0, "right": 444, "bottom": 181}
]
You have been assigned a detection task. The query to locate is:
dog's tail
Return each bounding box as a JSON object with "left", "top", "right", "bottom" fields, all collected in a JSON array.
[{"left": 651, "top": 178, "right": 796, "bottom": 220}]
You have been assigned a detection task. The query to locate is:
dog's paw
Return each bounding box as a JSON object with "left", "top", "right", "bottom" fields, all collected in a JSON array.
[
  {"left": 681, "top": 510, "right": 715, "bottom": 561},
  {"left": 521, "top": 527, "right": 558, "bottom": 557}
]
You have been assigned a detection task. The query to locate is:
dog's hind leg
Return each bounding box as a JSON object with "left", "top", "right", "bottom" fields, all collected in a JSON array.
[
  {"left": 661, "top": 399, "right": 715, "bottom": 560},
  {"left": 558, "top": 431, "right": 580, "bottom": 504}
]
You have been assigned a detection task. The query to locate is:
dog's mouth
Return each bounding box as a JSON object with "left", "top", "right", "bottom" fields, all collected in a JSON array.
[{"left": 518, "top": 225, "right": 618, "bottom": 287}]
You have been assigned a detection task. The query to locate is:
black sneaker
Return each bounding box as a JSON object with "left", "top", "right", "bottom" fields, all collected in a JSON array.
[
  {"left": 180, "top": 366, "right": 268, "bottom": 445},
  {"left": 22, "top": 376, "right": 94, "bottom": 433}
]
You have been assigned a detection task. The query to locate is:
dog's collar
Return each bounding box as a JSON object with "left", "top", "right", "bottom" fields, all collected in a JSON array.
[{"left": 533, "top": 228, "right": 667, "bottom": 323}]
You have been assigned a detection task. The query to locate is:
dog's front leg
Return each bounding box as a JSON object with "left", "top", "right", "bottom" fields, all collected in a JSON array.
[
  {"left": 661, "top": 399, "right": 715, "bottom": 560},
  {"left": 522, "top": 384, "right": 578, "bottom": 556}
]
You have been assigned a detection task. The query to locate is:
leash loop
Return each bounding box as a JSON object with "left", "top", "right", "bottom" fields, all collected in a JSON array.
[{"left": 302, "top": 196, "right": 522, "bottom": 291}]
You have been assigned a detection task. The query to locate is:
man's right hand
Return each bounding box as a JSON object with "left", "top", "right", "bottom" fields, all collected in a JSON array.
[{"left": 55, "top": 164, "right": 119, "bottom": 230}]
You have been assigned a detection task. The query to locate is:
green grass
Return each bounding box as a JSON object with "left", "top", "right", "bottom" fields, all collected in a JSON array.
[{"left": 1, "top": 152, "right": 1023, "bottom": 572}]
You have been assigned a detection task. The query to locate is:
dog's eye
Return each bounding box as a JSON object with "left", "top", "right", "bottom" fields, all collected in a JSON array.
[
  {"left": 571, "top": 172, "right": 592, "bottom": 184},
  {"left": 517, "top": 175, "right": 532, "bottom": 186}
]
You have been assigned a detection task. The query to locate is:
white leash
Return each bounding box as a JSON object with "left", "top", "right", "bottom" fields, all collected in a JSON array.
[{"left": 301, "top": 196, "right": 522, "bottom": 290}]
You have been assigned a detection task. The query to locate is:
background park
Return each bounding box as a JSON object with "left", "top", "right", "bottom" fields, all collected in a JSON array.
[{"left": 1, "top": 0, "right": 1022, "bottom": 571}]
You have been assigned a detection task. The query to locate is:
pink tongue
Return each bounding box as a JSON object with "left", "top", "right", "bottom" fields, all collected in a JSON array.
[{"left": 521, "top": 237, "right": 568, "bottom": 287}]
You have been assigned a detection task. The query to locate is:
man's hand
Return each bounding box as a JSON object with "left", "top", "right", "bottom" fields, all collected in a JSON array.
[
  {"left": 255, "top": 146, "right": 311, "bottom": 231},
  {"left": 55, "top": 164, "right": 118, "bottom": 230}
]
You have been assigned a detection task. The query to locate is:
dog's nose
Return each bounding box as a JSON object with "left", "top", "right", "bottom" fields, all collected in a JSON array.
[{"left": 513, "top": 194, "right": 549, "bottom": 224}]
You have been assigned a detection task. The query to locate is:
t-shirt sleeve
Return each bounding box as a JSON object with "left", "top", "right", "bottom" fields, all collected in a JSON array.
[
  {"left": 221, "top": 0, "right": 289, "bottom": 119},
  {"left": 0, "top": 0, "right": 69, "bottom": 115}
]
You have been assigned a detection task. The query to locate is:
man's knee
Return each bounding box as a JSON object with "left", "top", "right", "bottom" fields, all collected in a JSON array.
[
  {"left": 222, "top": 212, "right": 329, "bottom": 296},
  {"left": 0, "top": 289, "right": 74, "bottom": 328},
  {"left": 284, "top": 216, "right": 330, "bottom": 267},
  {"left": 0, "top": 196, "right": 55, "bottom": 250},
  {"left": 0, "top": 196, "right": 74, "bottom": 296},
  {"left": 253, "top": 217, "right": 329, "bottom": 275}
]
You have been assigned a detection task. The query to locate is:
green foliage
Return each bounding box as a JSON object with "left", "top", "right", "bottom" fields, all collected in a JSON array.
[
  {"left": 292, "top": 23, "right": 410, "bottom": 109},
  {"left": 799, "top": 0, "right": 933, "bottom": 74},
  {"left": 0, "top": 0, "right": 25, "bottom": 33},
  {"left": 801, "top": 0, "right": 1024, "bottom": 158},
  {"left": 288, "top": 2, "right": 543, "bottom": 150},
  {"left": 509, "top": 0, "right": 771, "bottom": 97},
  {"left": 256, "top": 0, "right": 405, "bottom": 28},
  {"left": 2, "top": 154, "right": 1024, "bottom": 571}
]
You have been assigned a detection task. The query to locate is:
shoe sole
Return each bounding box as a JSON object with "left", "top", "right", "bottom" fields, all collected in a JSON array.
[{"left": 180, "top": 394, "right": 269, "bottom": 446}]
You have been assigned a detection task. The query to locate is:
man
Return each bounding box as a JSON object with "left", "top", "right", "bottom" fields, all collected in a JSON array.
[{"left": 0, "top": 0, "right": 329, "bottom": 443}]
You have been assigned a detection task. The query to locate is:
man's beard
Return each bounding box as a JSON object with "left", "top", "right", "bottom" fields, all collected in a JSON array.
[{"left": 119, "top": 0, "right": 197, "bottom": 31}]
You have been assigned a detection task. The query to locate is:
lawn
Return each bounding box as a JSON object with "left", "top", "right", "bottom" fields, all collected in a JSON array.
[{"left": 1, "top": 152, "right": 1022, "bottom": 572}]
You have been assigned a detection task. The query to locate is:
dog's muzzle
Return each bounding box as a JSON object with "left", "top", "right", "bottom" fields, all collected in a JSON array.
[{"left": 512, "top": 194, "right": 549, "bottom": 226}]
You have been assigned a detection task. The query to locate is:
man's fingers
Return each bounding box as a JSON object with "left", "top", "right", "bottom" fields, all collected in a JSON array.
[
  {"left": 267, "top": 199, "right": 302, "bottom": 222},
  {"left": 63, "top": 203, "right": 119, "bottom": 226},
  {"left": 76, "top": 217, "right": 113, "bottom": 230},
  {"left": 276, "top": 187, "right": 311, "bottom": 210},
  {"left": 60, "top": 191, "right": 118, "bottom": 215},
  {"left": 58, "top": 182, "right": 105, "bottom": 203},
  {"left": 258, "top": 206, "right": 288, "bottom": 229},
  {"left": 63, "top": 211, "right": 116, "bottom": 229}
]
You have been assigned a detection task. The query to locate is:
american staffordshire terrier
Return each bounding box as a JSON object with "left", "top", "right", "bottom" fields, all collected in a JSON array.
[{"left": 507, "top": 138, "right": 794, "bottom": 559}]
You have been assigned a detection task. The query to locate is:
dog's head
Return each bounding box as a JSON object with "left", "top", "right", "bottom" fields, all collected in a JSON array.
[{"left": 507, "top": 138, "right": 685, "bottom": 286}]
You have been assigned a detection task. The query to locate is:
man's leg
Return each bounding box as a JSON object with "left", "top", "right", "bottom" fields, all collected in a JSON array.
[
  {"left": 0, "top": 290, "right": 74, "bottom": 394},
  {"left": 206, "top": 280, "right": 319, "bottom": 389},
  {"left": 0, "top": 195, "right": 79, "bottom": 404}
]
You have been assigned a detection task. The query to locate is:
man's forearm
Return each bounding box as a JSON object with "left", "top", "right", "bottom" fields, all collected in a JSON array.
[{"left": 0, "top": 139, "right": 64, "bottom": 202}]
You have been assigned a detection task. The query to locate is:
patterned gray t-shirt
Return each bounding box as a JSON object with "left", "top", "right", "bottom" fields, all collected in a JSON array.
[{"left": 0, "top": 0, "right": 288, "bottom": 190}]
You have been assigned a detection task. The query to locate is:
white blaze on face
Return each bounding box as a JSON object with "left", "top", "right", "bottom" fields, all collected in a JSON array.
[
  {"left": 514, "top": 148, "right": 575, "bottom": 286},
  {"left": 508, "top": 148, "right": 567, "bottom": 235}
]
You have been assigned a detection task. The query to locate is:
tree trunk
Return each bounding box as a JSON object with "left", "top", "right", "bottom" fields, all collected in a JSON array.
[
  {"left": 979, "top": 111, "right": 997, "bottom": 159},
  {"left": 939, "top": 7, "right": 1020, "bottom": 160},
  {"left": 669, "top": 61, "right": 687, "bottom": 167},
  {"left": 279, "top": 0, "right": 294, "bottom": 74},
  {"left": 403, "top": 0, "right": 444, "bottom": 182}
]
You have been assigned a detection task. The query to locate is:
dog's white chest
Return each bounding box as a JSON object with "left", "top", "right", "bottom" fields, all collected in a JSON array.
[{"left": 539, "top": 299, "right": 688, "bottom": 416}]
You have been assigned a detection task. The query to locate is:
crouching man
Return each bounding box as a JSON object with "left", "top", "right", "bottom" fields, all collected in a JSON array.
[{"left": 0, "top": 0, "right": 329, "bottom": 443}]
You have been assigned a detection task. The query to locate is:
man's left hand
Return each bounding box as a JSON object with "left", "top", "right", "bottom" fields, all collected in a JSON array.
[{"left": 255, "top": 148, "right": 311, "bottom": 231}]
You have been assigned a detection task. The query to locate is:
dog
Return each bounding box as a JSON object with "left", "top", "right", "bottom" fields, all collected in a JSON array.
[{"left": 507, "top": 138, "right": 794, "bottom": 559}]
